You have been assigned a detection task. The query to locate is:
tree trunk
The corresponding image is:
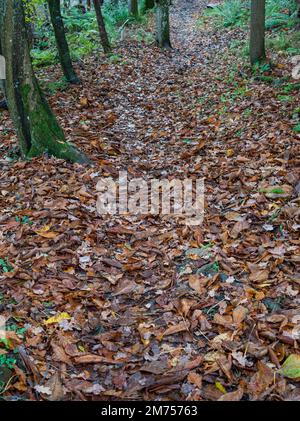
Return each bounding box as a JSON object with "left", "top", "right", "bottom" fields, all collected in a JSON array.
[
  {"left": 155, "top": 0, "right": 172, "bottom": 49},
  {"left": 145, "top": 0, "right": 155, "bottom": 10},
  {"left": 78, "top": 0, "right": 86, "bottom": 13},
  {"left": 93, "top": 0, "right": 111, "bottom": 54},
  {"left": 297, "top": 0, "right": 300, "bottom": 27},
  {"left": 0, "top": 79, "right": 7, "bottom": 109},
  {"left": 0, "top": 0, "right": 88, "bottom": 163},
  {"left": 0, "top": 42, "right": 7, "bottom": 108},
  {"left": 47, "top": 0, "right": 79, "bottom": 84},
  {"left": 250, "top": 0, "right": 266, "bottom": 65},
  {"left": 128, "top": 0, "right": 138, "bottom": 17},
  {"left": 0, "top": 77, "right": 7, "bottom": 109}
]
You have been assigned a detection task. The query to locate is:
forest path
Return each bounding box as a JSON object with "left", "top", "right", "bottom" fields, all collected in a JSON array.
[
  {"left": 172, "top": 0, "right": 208, "bottom": 52},
  {"left": 0, "top": 0, "right": 299, "bottom": 402}
]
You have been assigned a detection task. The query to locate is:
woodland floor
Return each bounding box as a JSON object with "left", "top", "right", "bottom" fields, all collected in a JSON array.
[{"left": 0, "top": 0, "right": 300, "bottom": 401}]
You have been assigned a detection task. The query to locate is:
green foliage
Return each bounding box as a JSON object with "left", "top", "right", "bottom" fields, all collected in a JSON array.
[
  {"left": 266, "top": 31, "right": 300, "bottom": 55},
  {"left": 31, "top": 1, "right": 152, "bottom": 68},
  {"left": 0, "top": 259, "right": 13, "bottom": 273},
  {"left": 40, "top": 77, "right": 69, "bottom": 95},
  {"left": 15, "top": 215, "right": 33, "bottom": 225},
  {"left": 265, "top": 0, "right": 298, "bottom": 30},
  {"left": 293, "top": 123, "right": 300, "bottom": 132},
  {"left": 204, "top": 0, "right": 298, "bottom": 30},
  {"left": 31, "top": 48, "right": 57, "bottom": 67},
  {"left": 0, "top": 354, "right": 16, "bottom": 370},
  {"left": 204, "top": 0, "right": 250, "bottom": 28}
]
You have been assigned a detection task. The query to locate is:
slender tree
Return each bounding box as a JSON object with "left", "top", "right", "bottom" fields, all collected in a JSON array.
[
  {"left": 47, "top": 0, "right": 80, "bottom": 84},
  {"left": 250, "top": 0, "right": 266, "bottom": 65},
  {"left": 155, "top": 0, "right": 172, "bottom": 49},
  {"left": 128, "top": 0, "right": 138, "bottom": 18},
  {"left": 0, "top": 0, "right": 88, "bottom": 163},
  {"left": 93, "top": 0, "right": 111, "bottom": 54}
]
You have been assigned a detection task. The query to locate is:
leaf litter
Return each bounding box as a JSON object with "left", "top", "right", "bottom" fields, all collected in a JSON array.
[{"left": 0, "top": 0, "right": 299, "bottom": 401}]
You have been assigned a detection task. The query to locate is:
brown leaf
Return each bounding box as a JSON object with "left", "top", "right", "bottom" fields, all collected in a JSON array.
[
  {"left": 51, "top": 341, "right": 72, "bottom": 365},
  {"left": 162, "top": 321, "right": 190, "bottom": 337},
  {"left": 233, "top": 305, "right": 248, "bottom": 325},
  {"left": 44, "top": 373, "right": 65, "bottom": 401},
  {"left": 73, "top": 354, "right": 121, "bottom": 364},
  {"left": 188, "top": 274, "right": 206, "bottom": 294},
  {"left": 230, "top": 220, "right": 250, "bottom": 239},
  {"left": 247, "top": 361, "right": 274, "bottom": 400},
  {"left": 113, "top": 279, "right": 137, "bottom": 295},
  {"left": 249, "top": 269, "right": 269, "bottom": 283},
  {"left": 187, "top": 372, "right": 202, "bottom": 388},
  {"left": 218, "top": 387, "right": 244, "bottom": 401}
]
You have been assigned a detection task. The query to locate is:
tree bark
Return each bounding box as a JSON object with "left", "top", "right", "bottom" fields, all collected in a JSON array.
[
  {"left": 297, "top": 0, "right": 300, "bottom": 27},
  {"left": 145, "top": 0, "right": 155, "bottom": 10},
  {"left": 155, "top": 0, "right": 172, "bottom": 49},
  {"left": 47, "top": 0, "right": 80, "bottom": 84},
  {"left": 93, "top": 0, "right": 111, "bottom": 54},
  {"left": 128, "top": 0, "right": 138, "bottom": 17},
  {"left": 250, "top": 0, "right": 266, "bottom": 65},
  {"left": 0, "top": 77, "right": 7, "bottom": 109},
  {"left": 0, "top": 0, "right": 89, "bottom": 163},
  {"left": 0, "top": 41, "right": 7, "bottom": 108}
]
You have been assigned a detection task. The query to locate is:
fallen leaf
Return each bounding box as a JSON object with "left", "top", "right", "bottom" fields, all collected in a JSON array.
[
  {"left": 279, "top": 354, "right": 300, "bottom": 380},
  {"left": 44, "top": 312, "right": 71, "bottom": 325},
  {"left": 230, "top": 220, "right": 250, "bottom": 239},
  {"left": 162, "top": 321, "right": 190, "bottom": 337},
  {"left": 218, "top": 387, "right": 244, "bottom": 401}
]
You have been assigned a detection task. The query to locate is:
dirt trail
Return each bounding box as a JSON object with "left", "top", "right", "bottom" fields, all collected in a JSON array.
[{"left": 172, "top": 0, "right": 206, "bottom": 52}]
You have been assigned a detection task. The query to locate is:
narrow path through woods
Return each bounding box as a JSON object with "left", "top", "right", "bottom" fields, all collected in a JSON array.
[{"left": 0, "top": 0, "right": 299, "bottom": 401}]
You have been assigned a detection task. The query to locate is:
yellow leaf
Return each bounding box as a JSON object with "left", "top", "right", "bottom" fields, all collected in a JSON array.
[
  {"left": 64, "top": 267, "right": 75, "bottom": 274},
  {"left": 226, "top": 149, "right": 234, "bottom": 157},
  {"left": 215, "top": 381, "right": 227, "bottom": 394},
  {"left": 44, "top": 312, "right": 71, "bottom": 325},
  {"left": 35, "top": 225, "right": 58, "bottom": 239},
  {"left": 77, "top": 345, "right": 85, "bottom": 352}
]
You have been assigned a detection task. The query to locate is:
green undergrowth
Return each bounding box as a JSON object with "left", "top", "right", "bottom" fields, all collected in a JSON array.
[
  {"left": 31, "top": 0, "right": 154, "bottom": 68},
  {"left": 200, "top": 0, "right": 300, "bottom": 57},
  {"left": 201, "top": 0, "right": 298, "bottom": 30}
]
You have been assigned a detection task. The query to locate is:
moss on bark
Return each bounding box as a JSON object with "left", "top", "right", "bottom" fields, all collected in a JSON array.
[{"left": 0, "top": 0, "right": 89, "bottom": 164}]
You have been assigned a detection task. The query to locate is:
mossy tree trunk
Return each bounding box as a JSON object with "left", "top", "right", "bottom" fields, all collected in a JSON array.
[
  {"left": 0, "top": 0, "right": 89, "bottom": 163},
  {"left": 47, "top": 0, "right": 80, "bottom": 84},
  {"left": 155, "top": 0, "right": 172, "bottom": 49},
  {"left": 128, "top": 0, "right": 138, "bottom": 18},
  {"left": 93, "top": 0, "right": 111, "bottom": 54},
  {"left": 250, "top": 0, "right": 266, "bottom": 65}
]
